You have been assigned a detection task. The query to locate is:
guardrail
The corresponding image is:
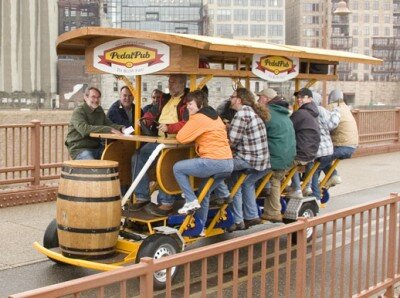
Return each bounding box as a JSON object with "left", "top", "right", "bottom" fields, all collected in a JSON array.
[
  {"left": 0, "top": 108, "right": 399, "bottom": 208},
  {"left": 9, "top": 193, "right": 400, "bottom": 297}
]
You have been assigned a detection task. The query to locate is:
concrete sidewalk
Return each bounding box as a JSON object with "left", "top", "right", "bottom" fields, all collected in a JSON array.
[{"left": 0, "top": 151, "right": 399, "bottom": 270}]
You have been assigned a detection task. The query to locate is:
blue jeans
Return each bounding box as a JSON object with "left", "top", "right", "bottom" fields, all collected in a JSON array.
[
  {"left": 221, "top": 159, "right": 268, "bottom": 224},
  {"left": 322, "top": 146, "right": 356, "bottom": 176},
  {"left": 173, "top": 158, "right": 234, "bottom": 203},
  {"left": 131, "top": 143, "right": 174, "bottom": 206},
  {"left": 311, "top": 155, "right": 333, "bottom": 199},
  {"left": 75, "top": 147, "right": 103, "bottom": 160}
]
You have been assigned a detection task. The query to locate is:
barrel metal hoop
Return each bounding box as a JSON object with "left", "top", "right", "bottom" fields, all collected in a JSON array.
[
  {"left": 59, "top": 245, "right": 116, "bottom": 253},
  {"left": 60, "top": 173, "right": 119, "bottom": 181},
  {"left": 57, "top": 193, "right": 120, "bottom": 202},
  {"left": 57, "top": 224, "right": 120, "bottom": 233},
  {"left": 61, "top": 166, "right": 118, "bottom": 175}
]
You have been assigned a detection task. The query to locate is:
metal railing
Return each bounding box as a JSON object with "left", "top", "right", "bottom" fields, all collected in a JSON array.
[
  {"left": 0, "top": 120, "right": 69, "bottom": 207},
  {"left": 9, "top": 193, "right": 400, "bottom": 297},
  {"left": 0, "top": 108, "right": 399, "bottom": 207}
]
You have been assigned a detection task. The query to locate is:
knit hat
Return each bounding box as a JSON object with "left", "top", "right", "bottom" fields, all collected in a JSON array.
[
  {"left": 257, "top": 88, "right": 277, "bottom": 99},
  {"left": 311, "top": 91, "right": 322, "bottom": 106},
  {"left": 328, "top": 89, "right": 343, "bottom": 104}
]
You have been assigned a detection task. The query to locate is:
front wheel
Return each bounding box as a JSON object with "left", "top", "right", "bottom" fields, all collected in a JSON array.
[{"left": 136, "top": 234, "right": 181, "bottom": 289}]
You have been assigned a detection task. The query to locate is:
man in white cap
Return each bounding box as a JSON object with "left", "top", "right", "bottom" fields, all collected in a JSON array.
[{"left": 257, "top": 88, "right": 278, "bottom": 105}]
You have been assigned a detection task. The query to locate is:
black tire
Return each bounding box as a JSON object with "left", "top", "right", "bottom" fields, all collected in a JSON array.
[
  {"left": 292, "top": 202, "right": 319, "bottom": 244},
  {"left": 136, "top": 234, "right": 181, "bottom": 289},
  {"left": 43, "top": 219, "right": 63, "bottom": 264}
]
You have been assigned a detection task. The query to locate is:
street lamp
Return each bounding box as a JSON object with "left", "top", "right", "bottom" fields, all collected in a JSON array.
[{"left": 322, "top": 0, "right": 352, "bottom": 106}]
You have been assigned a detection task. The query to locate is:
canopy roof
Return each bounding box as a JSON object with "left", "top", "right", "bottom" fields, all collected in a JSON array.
[{"left": 57, "top": 27, "right": 382, "bottom": 66}]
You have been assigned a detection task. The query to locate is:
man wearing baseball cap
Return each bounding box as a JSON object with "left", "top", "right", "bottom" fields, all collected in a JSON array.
[
  {"left": 289, "top": 87, "right": 321, "bottom": 198},
  {"left": 256, "top": 88, "right": 278, "bottom": 105}
]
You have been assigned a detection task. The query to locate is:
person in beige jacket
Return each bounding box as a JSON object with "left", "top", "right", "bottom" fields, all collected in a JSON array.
[{"left": 324, "top": 89, "right": 359, "bottom": 186}]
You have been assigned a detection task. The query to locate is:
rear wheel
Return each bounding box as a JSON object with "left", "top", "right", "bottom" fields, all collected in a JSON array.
[
  {"left": 292, "top": 202, "right": 318, "bottom": 244},
  {"left": 43, "top": 219, "right": 63, "bottom": 264},
  {"left": 136, "top": 234, "right": 181, "bottom": 289}
]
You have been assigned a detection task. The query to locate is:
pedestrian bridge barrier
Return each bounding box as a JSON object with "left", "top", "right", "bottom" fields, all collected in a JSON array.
[{"left": 9, "top": 193, "right": 400, "bottom": 298}]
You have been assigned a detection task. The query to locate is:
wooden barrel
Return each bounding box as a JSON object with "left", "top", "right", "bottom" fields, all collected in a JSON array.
[{"left": 56, "top": 160, "right": 121, "bottom": 259}]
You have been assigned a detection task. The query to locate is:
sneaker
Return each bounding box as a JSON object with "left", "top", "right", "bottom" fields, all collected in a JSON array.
[
  {"left": 199, "top": 228, "right": 206, "bottom": 237},
  {"left": 227, "top": 221, "right": 246, "bottom": 233},
  {"left": 325, "top": 175, "right": 342, "bottom": 187},
  {"left": 261, "top": 213, "right": 283, "bottom": 223},
  {"left": 289, "top": 189, "right": 303, "bottom": 198},
  {"left": 244, "top": 217, "right": 262, "bottom": 229},
  {"left": 303, "top": 186, "right": 313, "bottom": 196},
  {"left": 178, "top": 200, "right": 201, "bottom": 214}
]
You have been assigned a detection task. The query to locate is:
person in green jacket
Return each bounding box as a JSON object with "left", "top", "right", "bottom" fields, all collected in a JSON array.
[
  {"left": 65, "top": 87, "right": 125, "bottom": 160},
  {"left": 257, "top": 88, "right": 296, "bottom": 222}
]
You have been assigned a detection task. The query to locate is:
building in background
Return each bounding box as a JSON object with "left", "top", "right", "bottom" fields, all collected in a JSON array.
[
  {"left": 0, "top": 0, "right": 58, "bottom": 109},
  {"left": 285, "top": 0, "right": 400, "bottom": 107},
  {"left": 204, "top": 0, "right": 288, "bottom": 99},
  {"left": 57, "top": 0, "right": 101, "bottom": 109},
  {"left": 101, "top": 0, "right": 205, "bottom": 108}
]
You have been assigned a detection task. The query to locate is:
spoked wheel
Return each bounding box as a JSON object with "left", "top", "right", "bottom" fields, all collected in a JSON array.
[
  {"left": 43, "top": 218, "right": 63, "bottom": 264},
  {"left": 291, "top": 202, "right": 319, "bottom": 244},
  {"left": 298, "top": 202, "right": 318, "bottom": 241},
  {"left": 136, "top": 234, "right": 181, "bottom": 289}
]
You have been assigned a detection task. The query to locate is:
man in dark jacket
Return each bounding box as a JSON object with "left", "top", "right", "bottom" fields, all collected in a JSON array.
[
  {"left": 289, "top": 87, "right": 320, "bottom": 198},
  {"left": 65, "top": 87, "right": 124, "bottom": 160},
  {"left": 257, "top": 88, "right": 296, "bottom": 222},
  {"left": 107, "top": 86, "right": 137, "bottom": 127}
]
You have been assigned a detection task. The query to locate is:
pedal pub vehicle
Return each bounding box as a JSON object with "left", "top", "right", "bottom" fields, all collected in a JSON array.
[{"left": 34, "top": 27, "right": 382, "bottom": 288}]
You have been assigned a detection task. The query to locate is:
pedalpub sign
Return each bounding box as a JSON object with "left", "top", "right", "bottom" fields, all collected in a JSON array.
[
  {"left": 93, "top": 38, "right": 170, "bottom": 75},
  {"left": 252, "top": 54, "right": 299, "bottom": 82}
]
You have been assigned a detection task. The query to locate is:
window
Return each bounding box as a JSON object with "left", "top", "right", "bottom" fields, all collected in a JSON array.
[
  {"left": 364, "top": 15, "right": 369, "bottom": 23},
  {"left": 268, "top": 10, "right": 283, "bottom": 22},
  {"left": 352, "top": 14, "right": 358, "bottom": 23},
  {"left": 373, "top": 27, "right": 379, "bottom": 36},
  {"left": 364, "top": 38, "right": 369, "bottom": 47},
  {"left": 70, "top": 9, "right": 76, "bottom": 16},
  {"left": 217, "top": 0, "right": 231, "bottom": 5},
  {"left": 113, "top": 82, "right": 118, "bottom": 92},
  {"left": 364, "top": 49, "right": 370, "bottom": 56},
  {"left": 268, "top": 0, "right": 282, "bottom": 7},
  {"left": 251, "top": 24, "right": 266, "bottom": 37},
  {"left": 303, "top": 28, "right": 319, "bottom": 37},
  {"left": 303, "top": 3, "right": 319, "bottom": 12},
  {"left": 146, "top": 12, "right": 159, "bottom": 21},
  {"left": 364, "top": 1, "right": 370, "bottom": 10},
  {"left": 250, "top": 10, "right": 266, "bottom": 21},
  {"left": 383, "top": 1, "right": 391, "bottom": 10},
  {"left": 384, "top": 15, "right": 391, "bottom": 23},
  {"left": 175, "top": 27, "right": 188, "bottom": 34},
  {"left": 364, "top": 27, "right": 370, "bottom": 35},
  {"left": 157, "top": 82, "right": 162, "bottom": 90},
  {"left": 255, "top": 82, "right": 260, "bottom": 93},
  {"left": 143, "top": 82, "right": 148, "bottom": 92},
  {"left": 217, "top": 9, "right": 231, "bottom": 21},
  {"left": 384, "top": 27, "right": 391, "bottom": 36},
  {"left": 233, "top": 24, "right": 248, "bottom": 36},
  {"left": 303, "top": 15, "right": 319, "bottom": 24},
  {"left": 234, "top": 9, "right": 248, "bottom": 21},
  {"left": 216, "top": 24, "right": 232, "bottom": 36},
  {"left": 233, "top": 0, "right": 247, "bottom": 5},
  {"left": 373, "top": 15, "right": 379, "bottom": 23},
  {"left": 268, "top": 25, "right": 282, "bottom": 37},
  {"left": 373, "top": 1, "right": 379, "bottom": 10},
  {"left": 250, "top": 0, "right": 265, "bottom": 6},
  {"left": 351, "top": 1, "right": 358, "bottom": 10},
  {"left": 352, "top": 38, "right": 358, "bottom": 47}
]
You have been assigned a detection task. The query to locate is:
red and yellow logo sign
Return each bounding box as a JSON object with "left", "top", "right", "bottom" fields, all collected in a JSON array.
[
  {"left": 256, "top": 55, "right": 297, "bottom": 75},
  {"left": 98, "top": 45, "right": 164, "bottom": 68}
]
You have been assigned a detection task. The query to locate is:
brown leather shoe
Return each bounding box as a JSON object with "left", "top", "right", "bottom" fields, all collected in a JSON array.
[
  {"left": 124, "top": 200, "right": 150, "bottom": 211},
  {"left": 227, "top": 221, "right": 246, "bottom": 232},
  {"left": 244, "top": 217, "right": 262, "bottom": 229},
  {"left": 261, "top": 213, "right": 283, "bottom": 223}
]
